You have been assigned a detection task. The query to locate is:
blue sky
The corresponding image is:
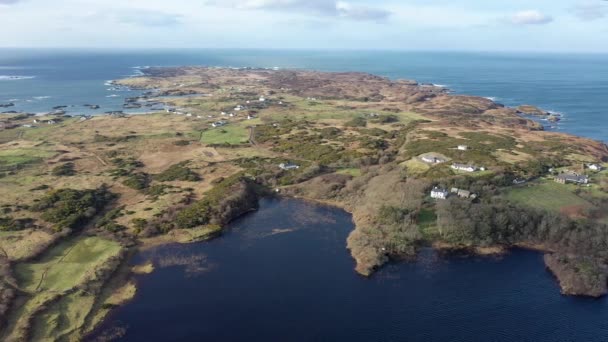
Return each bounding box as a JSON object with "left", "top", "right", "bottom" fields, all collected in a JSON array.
[{"left": 1, "top": 0, "right": 607, "bottom": 52}]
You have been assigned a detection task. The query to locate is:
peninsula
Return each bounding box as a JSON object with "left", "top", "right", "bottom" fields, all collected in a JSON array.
[{"left": 1, "top": 67, "right": 607, "bottom": 341}]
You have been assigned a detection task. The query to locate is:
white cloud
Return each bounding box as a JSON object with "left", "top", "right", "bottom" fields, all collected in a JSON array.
[
  {"left": 207, "top": 0, "right": 392, "bottom": 22},
  {"left": 510, "top": 10, "right": 553, "bottom": 25},
  {"left": 113, "top": 9, "right": 182, "bottom": 27}
]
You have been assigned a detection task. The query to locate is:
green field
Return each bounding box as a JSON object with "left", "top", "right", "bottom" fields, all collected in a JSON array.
[
  {"left": 336, "top": 168, "right": 362, "bottom": 177},
  {"left": 201, "top": 125, "right": 250, "bottom": 145},
  {"left": 505, "top": 180, "right": 594, "bottom": 212},
  {"left": 0, "top": 148, "right": 56, "bottom": 170},
  {"left": 5, "top": 236, "right": 122, "bottom": 341},
  {"left": 16, "top": 236, "right": 121, "bottom": 292}
]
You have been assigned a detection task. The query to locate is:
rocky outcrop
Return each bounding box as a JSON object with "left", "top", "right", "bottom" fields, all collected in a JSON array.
[
  {"left": 516, "top": 105, "right": 549, "bottom": 116},
  {"left": 544, "top": 253, "right": 608, "bottom": 298}
]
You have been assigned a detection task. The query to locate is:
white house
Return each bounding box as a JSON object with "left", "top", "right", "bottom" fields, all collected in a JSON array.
[
  {"left": 259, "top": 96, "right": 266, "bottom": 102},
  {"left": 457, "top": 145, "right": 469, "bottom": 151},
  {"left": 589, "top": 164, "right": 603, "bottom": 171},
  {"left": 186, "top": 113, "right": 193, "bottom": 117},
  {"left": 431, "top": 187, "right": 449, "bottom": 200},
  {"left": 47, "top": 120, "right": 56, "bottom": 125},
  {"left": 211, "top": 121, "right": 227, "bottom": 128},
  {"left": 279, "top": 162, "right": 300, "bottom": 171},
  {"left": 247, "top": 114, "right": 255, "bottom": 120},
  {"left": 221, "top": 111, "right": 227, "bottom": 116},
  {"left": 451, "top": 163, "right": 477, "bottom": 172}
]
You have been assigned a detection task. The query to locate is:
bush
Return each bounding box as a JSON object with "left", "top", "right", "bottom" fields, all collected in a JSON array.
[
  {"left": 122, "top": 173, "right": 150, "bottom": 190},
  {"left": 345, "top": 116, "right": 367, "bottom": 127},
  {"left": 51, "top": 162, "right": 76, "bottom": 176},
  {"left": 0, "top": 217, "right": 33, "bottom": 231},
  {"left": 154, "top": 162, "right": 200, "bottom": 182},
  {"left": 174, "top": 140, "right": 191, "bottom": 146},
  {"left": 31, "top": 186, "right": 116, "bottom": 231}
]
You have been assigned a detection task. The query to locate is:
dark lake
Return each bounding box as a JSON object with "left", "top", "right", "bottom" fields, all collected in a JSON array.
[{"left": 92, "top": 198, "right": 608, "bottom": 341}]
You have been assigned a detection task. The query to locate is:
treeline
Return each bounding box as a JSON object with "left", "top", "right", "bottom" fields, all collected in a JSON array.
[
  {"left": 31, "top": 186, "right": 117, "bottom": 231},
  {"left": 435, "top": 197, "right": 608, "bottom": 258},
  {"left": 138, "top": 174, "right": 263, "bottom": 236}
]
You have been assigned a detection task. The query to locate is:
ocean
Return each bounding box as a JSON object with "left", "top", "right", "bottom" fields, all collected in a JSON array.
[{"left": 0, "top": 49, "right": 606, "bottom": 142}]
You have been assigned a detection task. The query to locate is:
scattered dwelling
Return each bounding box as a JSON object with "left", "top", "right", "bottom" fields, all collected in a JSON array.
[
  {"left": 47, "top": 120, "right": 56, "bottom": 125},
  {"left": 421, "top": 156, "right": 446, "bottom": 164},
  {"left": 279, "top": 162, "right": 300, "bottom": 171},
  {"left": 186, "top": 113, "right": 193, "bottom": 117},
  {"left": 512, "top": 178, "right": 527, "bottom": 185},
  {"left": 259, "top": 96, "right": 266, "bottom": 102},
  {"left": 211, "top": 121, "right": 227, "bottom": 128},
  {"left": 234, "top": 105, "right": 244, "bottom": 111},
  {"left": 457, "top": 145, "right": 469, "bottom": 151},
  {"left": 22, "top": 124, "right": 34, "bottom": 128},
  {"left": 450, "top": 188, "right": 475, "bottom": 199},
  {"left": 229, "top": 113, "right": 236, "bottom": 117},
  {"left": 451, "top": 163, "right": 477, "bottom": 172},
  {"left": 221, "top": 111, "right": 227, "bottom": 116},
  {"left": 33, "top": 119, "right": 40, "bottom": 124},
  {"left": 555, "top": 173, "right": 589, "bottom": 185},
  {"left": 247, "top": 114, "right": 255, "bottom": 120},
  {"left": 431, "top": 187, "right": 449, "bottom": 200},
  {"left": 588, "top": 164, "right": 604, "bottom": 171}
]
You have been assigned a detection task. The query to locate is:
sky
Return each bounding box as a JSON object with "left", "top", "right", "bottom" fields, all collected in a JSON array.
[{"left": 0, "top": 0, "right": 607, "bottom": 52}]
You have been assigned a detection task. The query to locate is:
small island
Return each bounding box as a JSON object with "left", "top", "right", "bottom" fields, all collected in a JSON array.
[{"left": 1, "top": 67, "right": 607, "bottom": 341}]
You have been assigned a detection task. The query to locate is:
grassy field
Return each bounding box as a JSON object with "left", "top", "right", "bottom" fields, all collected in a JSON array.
[
  {"left": 5, "top": 236, "right": 122, "bottom": 341},
  {"left": 418, "top": 208, "right": 439, "bottom": 238},
  {"left": 505, "top": 180, "right": 594, "bottom": 212},
  {"left": 200, "top": 125, "right": 250, "bottom": 145},
  {"left": 16, "top": 236, "right": 121, "bottom": 292},
  {"left": 0, "top": 148, "right": 56, "bottom": 170}
]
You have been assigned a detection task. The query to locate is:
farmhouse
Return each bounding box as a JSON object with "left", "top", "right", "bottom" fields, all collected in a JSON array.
[
  {"left": 431, "top": 187, "right": 449, "bottom": 200},
  {"left": 279, "top": 162, "right": 300, "bottom": 171},
  {"left": 451, "top": 163, "right": 477, "bottom": 172},
  {"left": 211, "top": 121, "right": 227, "bottom": 128},
  {"left": 588, "top": 164, "right": 603, "bottom": 171},
  {"left": 555, "top": 173, "right": 589, "bottom": 185}
]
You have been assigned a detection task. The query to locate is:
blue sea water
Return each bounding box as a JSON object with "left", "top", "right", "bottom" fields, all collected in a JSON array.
[
  {"left": 91, "top": 198, "right": 608, "bottom": 342},
  {"left": 0, "top": 49, "right": 606, "bottom": 142}
]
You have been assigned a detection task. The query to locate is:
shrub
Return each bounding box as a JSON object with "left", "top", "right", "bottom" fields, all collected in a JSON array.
[
  {"left": 31, "top": 186, "right": 116, "bottom": 231},
  {"left": 122, "top": 172, "right": 150, "bottom": 190},
  {"left": 345, "top": 116, "right": 367, "bottom": 127},
  {"left": 154, "top": 162, "right": 200, "bottom": 182},
  {"left": 51, "top": 162, "right": 76, "bottom": 176}
]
